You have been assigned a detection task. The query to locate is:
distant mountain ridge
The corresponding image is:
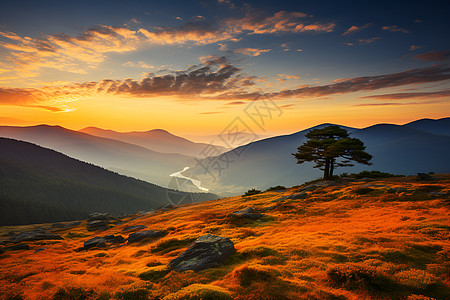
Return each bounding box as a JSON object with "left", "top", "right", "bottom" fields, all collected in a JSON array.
[
  {"left": 80, "top": 126, "right": 229, "bottom": 157},
  {"left": 0, "top": 138, "right": 218, "bottom": 225},
  {"left": 188, "top": 117, "right": 450, "bottom": 195},
  {"left": 0, "top": 125, "right": 192, "bottom": 187}
]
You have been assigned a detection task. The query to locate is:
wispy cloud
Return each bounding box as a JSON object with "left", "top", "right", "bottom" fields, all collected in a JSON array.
[
  {"left": 0, "top": 10, "right": 335, "bottom": 78},
  {"left": 414, "top": 50, "right": 450, "bottom": 61},
  {"left": 409, "top": 45, "right": 422, "bottom": 51},
  {"left": 354, "top": 101, "right": 442, "bottom": 107},
  {"left": 342, "top": 23, "right": 371, "bottom": 36},
  {"left": 359, "top": 89, "right": 450, "bottom": 100},
  {"left": 357, "top": 37, "right": 381, "bottom": 45},
  {"left": 382, "top": 25, "right": 411, "bottom": 33},
  {"left": 234, "top": 47, "right": 271, "bottom": 56}
]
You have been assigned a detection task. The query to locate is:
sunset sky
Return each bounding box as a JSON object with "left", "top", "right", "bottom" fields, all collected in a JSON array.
[{"left": 1, "top": 0, "right": 449, "bottom": 136}]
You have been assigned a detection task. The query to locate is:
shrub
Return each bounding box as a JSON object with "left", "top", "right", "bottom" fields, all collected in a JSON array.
[
  {"left": 138, "top": 268, "right": 170, "bottom": 282},
  {"left": 327, "top": 263, "right": 395, "bottom": 293},
  {"left": 163, "top": 284, "right": 232, "bottom": 300},
  {"left": 353, "top": 187, "right": 374, "bottom": 195},
  {"left": 243, "top": 189, "right": 261, "bottom": 197},
  {"left": 151, "top": 238, "right": 196, "bottom": 254},
  {"left": 349, "top": 170, "right": 398, "bottom": 179},
  {"left": 115, "top": 289, "right": 149, "bottom": 300},
  {"left": 264, "top": 185, "right": 286, "bottom": 192},
  {"left": 52, "top": 287, "right": 94, "bottom": 300},
  {"left": 234, "top": 265, "right": 274, "bottom": 287},
  {"left": 394, "top": 269, "right": 440, "bottom": 290}
]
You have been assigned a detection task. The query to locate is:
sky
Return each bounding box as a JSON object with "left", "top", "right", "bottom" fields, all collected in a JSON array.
[{"left": 0, "top": 0, "right": 449, "bottom": 136}]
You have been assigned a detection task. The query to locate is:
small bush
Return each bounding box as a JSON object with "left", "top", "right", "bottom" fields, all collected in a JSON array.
[
  {"left": 115, "top": 289, "right": 149, "bottom": 300},
  {"left": 234, "top": 265, "right": 274, "bottom": 287},
  {"left": 264, "top": 185, "right": 286, "bottom": 192},
  {"left": 163, "top": 284, "right": 232, "bottom": 300},
  {"left": 327, "top": 263, "right": 395, "bottom": 293},
  {"left": 138, "top": 268, "right": 170, "bottom": 282},
  {"left": 151, "top": 238, "right": 195, "bottom": 254},
  {"left": 394, "top": 269, "right": 440, "bottom": 290},
  {"left": 349, "top": 170, "right": 398, "bottom": 179},
  {"left": 53, "top": 287, "right": 94, "bottom": 300},
  {"left": 243, "top": 189, "right": 261, "bottom": 197},
  {"left": 353, "top": 187, "right": 374, "bottom": 195}
]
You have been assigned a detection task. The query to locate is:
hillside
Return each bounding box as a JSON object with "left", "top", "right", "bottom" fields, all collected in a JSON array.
[
  {"left": 0, "top": 125, "right": 192, "bottom": 187},
  {"left": 0, "top": 138, "right": 217, "bottom": 225},
  {"left": 189, "top": 118, "right": 450, "bottom": 195},
  {"left": 0, "top": 175, "right": 448, "bottom": 299},
  {"left": 80, "top": 127, "right": 229, "bottom": 157}
]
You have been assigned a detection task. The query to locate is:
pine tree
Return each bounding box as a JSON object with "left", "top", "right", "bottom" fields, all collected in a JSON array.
[{"left": 292, "top": 125, "right": 372, "bottom": 179}]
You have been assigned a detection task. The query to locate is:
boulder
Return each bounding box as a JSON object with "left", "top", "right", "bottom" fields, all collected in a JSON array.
[
  {"left": 87, "top": 213, "right": 117, "bottom": 231},
  {"left": 122, "top": 225, "right": 147, "bottom": 232},
  {"left": 169, "top": 234, "right": 235, "bottom": 272},
  {"left": 9, "top": 229, "right": 63, "bottom": 243},
  {"left": 34, "top": 247, "right": 47, "bottom": 254},
  {"left": 416, "top": 173, "right": 437, "bottom": 181},
  {"left": 83, "top": 234, "right": 126, "bottom": 250},
  {"left": 5, "top": 244, "right": 30, "bottom": 251},
  {"left": 127, "top": 230, "right": 166, "bottom": 243},
  {"left": 290, "top": 191, "right": 308, "bottom": 200},
  {"left": 232, "top": 207, "right": 264, "bottom": 219}
]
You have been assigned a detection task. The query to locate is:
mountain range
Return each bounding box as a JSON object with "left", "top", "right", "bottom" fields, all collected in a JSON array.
[
  {"left": 188, "top": 117, "right": 450, "bottom": 195},
  {"left": 0, "top": 118, "right": 449, "bottom": 196},
  {"left": 0, "top": 138, "right": 217, "bottom": 225},
  {"left": 80, "top": 127, "right": 229, "bottom": 157}
]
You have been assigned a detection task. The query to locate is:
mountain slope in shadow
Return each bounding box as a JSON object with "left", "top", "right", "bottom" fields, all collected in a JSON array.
[
  {"left": 0, "top": 138, "right": 217, "bottom": 225},
  {"left": 0, "top": 125, "right": 192, "bottom": 187},
  {"left": 80, "top": 127, "right": 229, "bottom": 157}
]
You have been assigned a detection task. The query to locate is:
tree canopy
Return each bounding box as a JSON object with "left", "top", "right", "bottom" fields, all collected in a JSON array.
[{"left": 292, "top": 125, "right": 372, "bottom": 180}]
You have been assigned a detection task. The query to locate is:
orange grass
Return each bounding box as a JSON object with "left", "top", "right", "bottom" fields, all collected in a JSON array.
[{"left": 0, "top": 175, "right": 449, "bottom": 299}]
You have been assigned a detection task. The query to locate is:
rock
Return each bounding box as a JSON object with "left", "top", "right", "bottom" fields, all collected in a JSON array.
[
  {"left": 169, "top": 234, "right": 235, "bottom": 272},
  {"left": 299, "top": 181, "right": 337, "bottom": 192},
  {"left": 261, "top": 206, "right": 276, "bottom": 212},
  {"left": 122, "top": 225, "right": 147, "bottom": 232},
  {"left": 158, "top": 204, "right": 176, "bottom": 212},
  {"left": 232, "top": 207, "right": 264, "bottom": 219},
  {"left": 387, "top": 187, "right": 408, "bottom": 193},
  {"left": 83, "top": 234, "right": 126, "bottom": 250},
  {"left": 51, "top": 221, "right": 82, "bottom": 229},
  {"left": 127, "top": 230, "right": 166, "bottom": 243},
  {"left": 84, "top": 237, "right": 106, "bottom": 250},
  {"left": 103, "top": 234, "right": 125, "bottom": 244},
  {"left": 272, "top": 195, "right": 290, "bottom": 202},
  {"left": 289, "top": 191, "right": 308, "bottom": 200},
  {"left": 87, "top": 213, "right": 117, "bottom": 231},
  {"left": 9, "top": 230, "right": 63, "bottom": 243},
  {"left": 429, "top": 191, "right": 447, "bottom": 196},
  {"left": 416, "top": 173, "right": 437, "bottom": 181},
  {"left": 34, "top": 247, "right": 47, "bottom": 253},
  {"left": 5, "top": 244, "right": 30, "bottom": 251}
]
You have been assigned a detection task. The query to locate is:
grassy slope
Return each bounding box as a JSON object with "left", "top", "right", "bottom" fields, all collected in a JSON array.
[{"left": 0, "top": 175, "right": 449, "bottom": 300}]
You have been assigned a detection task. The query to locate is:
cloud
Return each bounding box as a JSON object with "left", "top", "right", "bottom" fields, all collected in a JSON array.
[
  {"left": 0, "top": 9, "right": 335, "bottom": 77},
  {"left": 382, "top": 25, "right": 411, "bottom": 33},
  {"left": 357, "top": 37, "right": 381, "bottom": 45},
  {"left": 198, "top": 111, "right": 223, "bottom": 114},
  {"left": 414, "top": 50, "right": 450, "bottom": 61},
  {"left": 224, "top": 10, "right": 335, "bottom": 35},
  {"left": 359, "top": 89, "right": 450, "bottom": 100},
  {"left": 342, "top": 23, "right": 371, "bottom": 36},
  {"left": 409, "top": 45, "right": 422, "bottom": 51},
  {"left": 353, "top": 101, "right": 442, "bottom": 107},
  {"left": 225, "top": 101, "right": 246, "bottom": 105},
  {"left": 234, "top": 47, "right": 271, "bottom": 56}
]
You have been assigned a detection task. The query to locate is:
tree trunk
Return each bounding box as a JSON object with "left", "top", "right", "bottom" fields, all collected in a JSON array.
[
  {"left": 329, "top": 158, "right": 334, "bottom": 178},
  {"left": 323, "top": 158, "right": 330, "bottom": 180}
]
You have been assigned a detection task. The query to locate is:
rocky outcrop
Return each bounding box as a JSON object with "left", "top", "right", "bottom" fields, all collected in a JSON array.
[
  {"left": 232, "top": 207, "right": 264, "bottom": 219},
  {"left": 8, "top": 229, "right": 63, "bottom": 243},
  {"left": 82, "top": 234, "right": 125, "bottom": 250},
  {"left": 87, "top": 213, "right": 117, "bottom": 231},
  {"left": 127, "top": 230, "right": 166, "bottom": 243},
  {"left": 169, "top": 234, "right": 235, "bottom": 272},
  {"left": 122, "top": 225, "right": 147, "bottom": 232}
]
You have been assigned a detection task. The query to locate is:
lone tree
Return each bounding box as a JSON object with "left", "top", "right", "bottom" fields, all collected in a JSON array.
[{"left": 292, "top": 125, "right": 372, "bottom": 180}]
